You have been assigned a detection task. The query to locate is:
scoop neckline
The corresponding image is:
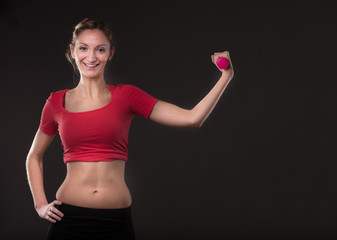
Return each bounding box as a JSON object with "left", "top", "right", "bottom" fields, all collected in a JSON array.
[{"left": 60, "top": 84, "right": 114, "bottom": 114}]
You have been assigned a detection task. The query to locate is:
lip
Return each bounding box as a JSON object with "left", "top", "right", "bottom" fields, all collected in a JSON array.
[{"left": 82, "top": 62, "right": 100, "bottom": 69}]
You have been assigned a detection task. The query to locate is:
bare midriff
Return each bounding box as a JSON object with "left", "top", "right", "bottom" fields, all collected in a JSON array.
[{"left": 55, "top": 160, "right": 132, "bottom": 209}]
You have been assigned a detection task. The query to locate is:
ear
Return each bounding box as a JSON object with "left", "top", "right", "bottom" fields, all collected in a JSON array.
[
  {"left": 69, "top": 44, "right": 75, "bottom": 59},
  {"left": 108, "top": 46, "right": 115, "bottom": 61}
]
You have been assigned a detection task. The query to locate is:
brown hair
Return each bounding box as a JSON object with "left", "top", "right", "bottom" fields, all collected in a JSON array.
[{"left": 65, "top": 17, "right": 114, "bottom": 75}]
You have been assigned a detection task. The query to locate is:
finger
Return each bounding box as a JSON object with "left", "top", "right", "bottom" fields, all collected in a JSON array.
[
  {"left": 54, "top": 200, "right": 62, "bottom": 205},
  {"left": 225, "top": 52, "right": 233, "bottom": 68},
  {"left": 213, "top": 53, "right": 220, "bottom": 63},
  {"left": 53, "top": 208, "right": 65, "bottom": 218},
  {"left": 224, "top": 51, "right": 231, "bottom": 61},
  {"left": 50, "top": 202, "right": 64, "bottom": 218},
  {"left": 214, "top": 52, "right": 226, "bottom": 59},
  {"left": 46, "top": 215, "right": 56, "bottom": 223},
  {"left": 49, "top": 211, "right": 62, "bottom": 221},
  {"left": 219, "top": 51, "right": 233, "bottom": 69},
  {"left": 214, "top": 51, "right": 229, "bottom": 58},
  {"left": 47, "top": 209, "right": 62, "bottom": 221}
]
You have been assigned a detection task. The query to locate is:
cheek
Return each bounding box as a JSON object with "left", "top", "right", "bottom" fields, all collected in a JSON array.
[
  {"left": 100, "top": 54, "right": 110, "bottom": 62},
  {"left": 75, "top": 52, "right": 86, "bottom": 61}
]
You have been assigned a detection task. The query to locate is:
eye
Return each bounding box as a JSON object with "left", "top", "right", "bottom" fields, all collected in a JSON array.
[
  {"left": 97, "top": 48, "right": 106, "bottom": 53},
  {"left": 79, "top": 46, "right": 87, "bottom": 51}
]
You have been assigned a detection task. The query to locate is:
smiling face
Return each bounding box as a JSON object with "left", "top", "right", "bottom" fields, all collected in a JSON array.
[{"left": 70, "top": 29, "right": 114, "bottom": 79}]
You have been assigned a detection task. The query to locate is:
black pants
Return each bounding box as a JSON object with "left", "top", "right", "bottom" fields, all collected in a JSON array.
[{"left": 45, "top": 203, "right": 136, "bottom": 240}]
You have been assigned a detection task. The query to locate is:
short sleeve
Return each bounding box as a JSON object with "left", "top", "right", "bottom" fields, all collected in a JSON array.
[
  {"left": 123, "top": 84, "right": 159, "bottom": 118},
  {"left": 39, "top": 93, "right": 58, "bottom": 135}
]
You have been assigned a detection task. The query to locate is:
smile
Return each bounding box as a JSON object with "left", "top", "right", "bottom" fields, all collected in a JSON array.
[{"left": 83, "top": 62, "right": 100, "bottom": 68}]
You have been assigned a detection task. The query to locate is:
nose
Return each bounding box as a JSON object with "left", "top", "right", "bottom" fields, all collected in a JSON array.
[{"left": 87, "top": 50, "right": 97, "bottom": 62}]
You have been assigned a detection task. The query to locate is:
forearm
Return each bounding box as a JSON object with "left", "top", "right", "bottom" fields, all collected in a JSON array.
[
  {"left": 25, "top": 154, "right": 48, "bottom": 210},
  {"left": 191, "top": 72, "right": 232, "bottom": 127},
  {"left": 149, "top": 51, "right": 234, "bottom": 128}
]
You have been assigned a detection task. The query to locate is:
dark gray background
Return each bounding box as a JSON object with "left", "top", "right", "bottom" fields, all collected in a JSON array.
[{"left": 2, "top": 0, "right": 337, "bottom": 239}]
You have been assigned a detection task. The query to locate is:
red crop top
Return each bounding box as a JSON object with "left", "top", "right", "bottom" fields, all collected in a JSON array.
[{"left": 39, "top": 84, "right": 159, "bottom": 163}]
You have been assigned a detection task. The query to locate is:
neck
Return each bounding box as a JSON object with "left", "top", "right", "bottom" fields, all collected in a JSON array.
[{"left": 76, "top": 75, "right": 109, "bottom": 99}]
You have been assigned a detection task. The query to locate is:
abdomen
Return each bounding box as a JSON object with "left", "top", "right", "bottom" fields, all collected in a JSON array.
[{"left": 55, "top": 160, "right": 132, "bottom": 209}]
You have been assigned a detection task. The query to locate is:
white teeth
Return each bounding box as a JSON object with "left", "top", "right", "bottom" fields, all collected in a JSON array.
[{"left": 84, "top": 63, "right": 98, "bottom": 67}]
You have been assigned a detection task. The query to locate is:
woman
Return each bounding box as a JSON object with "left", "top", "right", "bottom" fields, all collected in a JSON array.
[{"left": 25, "top": 17, "right": 234, "bottom": 240}]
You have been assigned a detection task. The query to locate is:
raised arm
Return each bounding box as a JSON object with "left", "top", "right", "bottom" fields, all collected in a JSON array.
[
  {"left": 25, "top": 129, "right": 64, "bottom": 223},
  {"left": 149, "top": 51, "right": 234, "bottom": 128}
]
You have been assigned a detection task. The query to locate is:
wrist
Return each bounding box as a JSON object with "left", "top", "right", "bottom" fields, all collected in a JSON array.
[
  {"left": 220, "top": 71, "right": 233, "bottom": 81},
  {"left": 35, "top": 200, "right": 48, "bottom": 211}
]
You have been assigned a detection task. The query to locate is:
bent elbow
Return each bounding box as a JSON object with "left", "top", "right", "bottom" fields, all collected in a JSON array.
[
  {"left": 190, "top": 120, "right": 203, "bottom": 128},
  {"left": 189, "top": 109, "right": 203, "bottom": 128},
  {"left": 26, "top": 153, "right": 43, "bottom": 166}
]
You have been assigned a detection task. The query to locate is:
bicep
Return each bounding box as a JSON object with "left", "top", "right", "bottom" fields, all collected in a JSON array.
[
  {"left": 149, "top": 100, "right": 197, "bottom": 128},
  {"left": 27, "top": 128, "right": 57, "bottom": 158}
]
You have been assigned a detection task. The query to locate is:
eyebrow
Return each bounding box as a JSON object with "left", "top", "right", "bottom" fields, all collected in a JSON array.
[{"left": 78, "top": 42, "right": 108, "bottom": 47}]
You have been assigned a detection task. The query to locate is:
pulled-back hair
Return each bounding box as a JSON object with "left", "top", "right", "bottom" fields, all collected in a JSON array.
[{"left": 65, "top": 17, "right": 114, "bottom": 79}]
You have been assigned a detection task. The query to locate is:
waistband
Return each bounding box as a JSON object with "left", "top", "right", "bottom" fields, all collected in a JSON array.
[
  {"left": 54, "top": 202, "right": 132, "bottom": 214},
  {"left": 51, "top": 202, "right": 134, "bottom": 231}
]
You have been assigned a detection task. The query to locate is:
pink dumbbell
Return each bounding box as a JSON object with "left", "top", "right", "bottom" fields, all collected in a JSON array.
[{"left": 216, "top": 57, "right": 229, "bottom": 69}]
